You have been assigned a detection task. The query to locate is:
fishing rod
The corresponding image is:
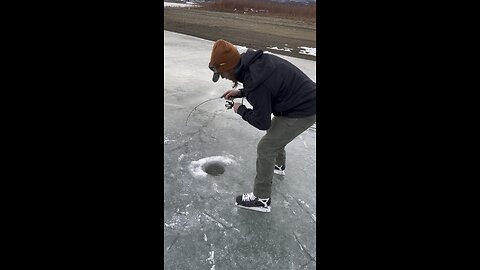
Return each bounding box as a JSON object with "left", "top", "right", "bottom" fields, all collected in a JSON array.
[{"left": 185, "top": 97, "right": 234, "bottom": 126}]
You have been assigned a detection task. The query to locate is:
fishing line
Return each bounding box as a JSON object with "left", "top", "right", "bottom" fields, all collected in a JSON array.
[{"left": 185, "top": 97, "right": 221, "bottom": 126}]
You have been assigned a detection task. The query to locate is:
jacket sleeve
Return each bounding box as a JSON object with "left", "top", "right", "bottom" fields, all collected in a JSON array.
[{"left": 236, "top": 87, "right": 272, "bottom": 130}]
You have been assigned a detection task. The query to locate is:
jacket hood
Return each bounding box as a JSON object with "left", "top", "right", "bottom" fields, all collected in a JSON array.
[{"left": 235, "top": 49, "right": 275, "bottom": 92}]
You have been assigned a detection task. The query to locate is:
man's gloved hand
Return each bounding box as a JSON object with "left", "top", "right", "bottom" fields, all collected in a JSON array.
[{"left": 221, "top": 89, "right": 241, "bottom": 100}]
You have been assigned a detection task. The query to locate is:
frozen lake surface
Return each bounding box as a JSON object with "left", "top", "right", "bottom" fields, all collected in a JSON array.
[{"left": 164, "top": 30, "right": 316, "bottom": 269}]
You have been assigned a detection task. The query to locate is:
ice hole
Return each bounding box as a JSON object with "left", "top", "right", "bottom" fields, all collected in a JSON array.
[{"left": 202, "top": 162, "right": 225, "bottom": 176}]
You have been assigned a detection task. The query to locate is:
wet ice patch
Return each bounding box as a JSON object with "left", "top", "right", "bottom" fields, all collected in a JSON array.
[{"left": 188, "top": 155, "right": 236, "bottom": 178}]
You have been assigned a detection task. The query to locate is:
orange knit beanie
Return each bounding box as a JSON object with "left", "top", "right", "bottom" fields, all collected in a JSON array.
[{"left": 209, "top": 39, "right": 240, "bottom": 73}]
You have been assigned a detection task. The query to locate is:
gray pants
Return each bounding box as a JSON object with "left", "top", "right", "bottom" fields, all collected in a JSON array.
[{"left": 253, "top": 114, "right": 316, "bottom": 198}]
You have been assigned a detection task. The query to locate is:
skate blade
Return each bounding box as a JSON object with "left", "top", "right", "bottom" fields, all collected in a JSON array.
[{"left": 235, "top": 203, "right": 271, "bottom": 213}]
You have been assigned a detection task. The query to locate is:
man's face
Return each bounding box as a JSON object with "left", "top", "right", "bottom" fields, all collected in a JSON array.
[{"left": 220, "top": 69, "right": 235, "bottom": 82}]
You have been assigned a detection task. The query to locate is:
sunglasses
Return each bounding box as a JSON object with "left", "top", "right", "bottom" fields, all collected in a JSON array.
[
  {"left": 209, "top": 64, "right": 220, "bottom": 82},
  {"left": 209, "top": 61, "right": 228, "bottom": 73},
  {"left": 209, "top": 64, "right": 219, "bottom": 73},
  {"left": 209, "top": 62, "right": 228, "bottom": 82}
]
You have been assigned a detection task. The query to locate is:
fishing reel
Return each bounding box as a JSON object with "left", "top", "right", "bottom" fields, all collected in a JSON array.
[{"left": 225, "top": 100, "right": 234, "bottom": 109}]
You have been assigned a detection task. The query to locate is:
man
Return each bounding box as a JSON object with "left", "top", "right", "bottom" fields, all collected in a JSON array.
[{"left": 209, "top": 39, "right": 316, "bottom": 213}]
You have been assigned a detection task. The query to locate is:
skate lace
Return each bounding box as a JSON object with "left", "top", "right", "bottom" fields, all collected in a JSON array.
[{"left": 242, "top": 192, "right": 256, "bottom": 202}]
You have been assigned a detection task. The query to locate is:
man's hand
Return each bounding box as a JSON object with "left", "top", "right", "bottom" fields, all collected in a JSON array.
[
  {"left": 221, "top": 89, "right": 241, "bottom": 100},
  {"left": 233, "top": 102, "right": 241, "bottom": 113}
]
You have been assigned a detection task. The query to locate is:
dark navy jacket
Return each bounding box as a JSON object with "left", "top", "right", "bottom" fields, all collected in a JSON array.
[{"left": 235, "top": 49, "right": 316, "bottom": 130}]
